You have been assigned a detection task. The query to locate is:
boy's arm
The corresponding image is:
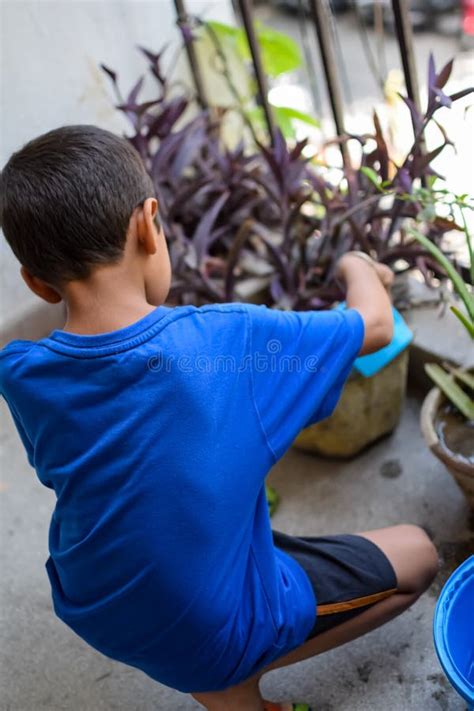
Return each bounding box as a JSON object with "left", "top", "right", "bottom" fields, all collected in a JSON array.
[{"left": 336, "top": 252, "right": 394, "bottom": 356}]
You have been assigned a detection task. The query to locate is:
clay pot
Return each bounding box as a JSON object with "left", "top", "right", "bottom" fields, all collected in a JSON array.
[{"left": 420, "top": 387, "right": 474, "bottom": 508}]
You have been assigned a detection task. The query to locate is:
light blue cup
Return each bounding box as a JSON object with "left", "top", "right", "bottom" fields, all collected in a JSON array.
[{"left": 433, "top": 555, "right": 474, "bottom": 709}]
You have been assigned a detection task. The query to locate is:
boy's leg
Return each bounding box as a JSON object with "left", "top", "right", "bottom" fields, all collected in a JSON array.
[
  {"left": 264, "top": 524, "right": 438, "bottom": 670},
  {"left": 192, "top": 674, "right": 264, "bottom": 711},
  {"left": 192, "top": 524, "right": 438, "bottom": 711}
]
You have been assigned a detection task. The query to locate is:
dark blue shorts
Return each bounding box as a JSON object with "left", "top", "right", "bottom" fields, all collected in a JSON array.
[{"left": 272, "top": 530, "right": 398, "bottom": 639}]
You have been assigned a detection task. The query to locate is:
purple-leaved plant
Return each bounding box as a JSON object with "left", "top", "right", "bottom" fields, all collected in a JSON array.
[{"left": 101, "top": 47, "right": 473, "bottom": 309}]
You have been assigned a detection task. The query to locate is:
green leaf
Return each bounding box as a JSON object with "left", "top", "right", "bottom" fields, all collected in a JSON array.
[
  {"left": 249, "top": 105, "right": 320, "bottom": 140},
  {"left": 361, "top": 166, "right": 383, "bottom": 190},
  {"left": 273, "top": 105, "right": 320, "bottom": 128},
  {"left": 274, "top": 108, "right": 295, "bottom": 139},
  {"left": 451, "top": 368, "right": 474, "bottom": 390},
  {"left": 450, "top": 305, "right": 474, "bottom": 338},
  {"left": 236, "top": 23, "right": 302, "bottom": 77},
  {"left": 425, "top": 364, "right": 474, "bottom": 420},
  {"left": 245, "top": 106, "right": 263, "bottom": 122},
  {"left": 265, "top": 483, "right": 280, "bottom": 517},
  {"left": 205, "top": 20, "right": 240, "bottom": 40},
  {"left": 408, "top": 227, "right": 474, "bottom": 330},
  {"left": 245, "top": 106, "right": 268, "bottom": 137}
]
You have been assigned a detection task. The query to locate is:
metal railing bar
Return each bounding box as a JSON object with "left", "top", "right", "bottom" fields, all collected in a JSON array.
[
  {"left": 307, "top": 0, "right": 349, "bottom": 165},
  {"left": 173, "top": 0, "right": 208, "bottom": 110},
  {"left": 236, "top": 0, "right": 276, "bottom": 144},
  {"left": 391, "top": 0, "right": 422, "bottom": 114}
]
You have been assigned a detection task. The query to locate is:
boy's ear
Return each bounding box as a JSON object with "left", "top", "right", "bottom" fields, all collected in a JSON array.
[
  {"left": 20, "top": 267, "right": 62, "bottom": 304},
  {"left": 136, "top": 198, "right": 160, "bottom": 255}
]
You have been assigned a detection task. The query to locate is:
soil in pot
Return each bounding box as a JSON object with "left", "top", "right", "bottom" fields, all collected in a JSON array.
[{"left": 435, "top": 403, "right": 474, "bottom": 466}]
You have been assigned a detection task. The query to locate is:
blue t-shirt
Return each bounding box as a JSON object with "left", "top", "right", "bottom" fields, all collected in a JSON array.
[{"left": 0, "top": 303, "right": 364, "bottom": 692}]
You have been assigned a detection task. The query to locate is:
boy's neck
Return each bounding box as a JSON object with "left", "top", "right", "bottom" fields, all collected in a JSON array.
[
  {"left": 61, "top": 266, "right": 159, "bottom": 336},
  {"left": 63, "top": 297, "right": 157, "bottom": 336}
]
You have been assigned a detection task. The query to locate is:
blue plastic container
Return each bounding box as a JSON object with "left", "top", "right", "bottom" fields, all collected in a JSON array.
[{"left": 434, "top": 555, "right": 474, "bottom": 709}]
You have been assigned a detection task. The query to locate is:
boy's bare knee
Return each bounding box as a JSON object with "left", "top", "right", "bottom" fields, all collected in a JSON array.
[
  {"left": 397, "top": 524, "right": 439, "bottom": 592},
  {"left": 420, "top": 536, "right": 439, "bottom": 590}
]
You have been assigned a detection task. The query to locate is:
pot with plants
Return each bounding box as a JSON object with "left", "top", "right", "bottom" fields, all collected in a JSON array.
[
  {"left": 293, "top": 303, "right": 412, "bottom": 457},
  {"left": 412, "top": 229, "right": 474, "bottom": 506},
  {"left": 101, "top": 32, "right": 471, "bottom": 459},
  {"left": 292, "top": 54, "right": 473, "bottom": 458}
]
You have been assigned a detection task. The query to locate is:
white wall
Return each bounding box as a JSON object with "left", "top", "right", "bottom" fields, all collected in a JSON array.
[{"left": 0, "top": 0, "right": 235, "bottom": 332}]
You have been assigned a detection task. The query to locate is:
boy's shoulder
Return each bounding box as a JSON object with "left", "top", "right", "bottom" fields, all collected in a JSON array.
[
  {"left": 195, "top": 303, "right": 250, "bottom": 318},
  {"left": 196, "top": 302, "right": 278, "bottom": 323},
  {"left": 0, "top": 303, "right": 275, "bottom": 370},
  {"left": 0, "top": 338, "right": 34, "bottom": 353},
  {"left": 0, "top": 340, "right": 36, "bottom": 398},
  {"left": 0, "top": 339, "right": 36, "bottom": 363},
  {"left": 166, "top": 302, "right": 256, "bottom": 331},
  {"left": 0, "top": 338, "right": 35, "bottom": 371}
]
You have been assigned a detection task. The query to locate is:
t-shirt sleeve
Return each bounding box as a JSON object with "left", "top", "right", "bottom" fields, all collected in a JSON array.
[
  {"left": 245, "top": 304, "right": 365, "bottom": 460},
  {"left": 6, "top": 399, "right": 35, "bottom": 468},
  {"left": 0, "top": 345, "right": 35, "bottom": 468}
]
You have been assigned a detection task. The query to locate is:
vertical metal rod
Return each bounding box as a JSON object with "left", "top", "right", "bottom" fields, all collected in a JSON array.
[
  {"left": 391, "top": 0, "right": 426, "bottom": 186},
  {"left": 391, "top": 0, "right": 421, "bottom": 113},
  {"left": 173, "top": 0, "right": 208, "bottom": 109},
  {"left": 236, "top": 0, "right": 276, "bottom": 144},
  {"left": 307, "top": 0, "right": 348, "bottom": 165}
]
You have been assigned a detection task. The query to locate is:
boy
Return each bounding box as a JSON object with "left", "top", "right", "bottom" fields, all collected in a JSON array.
[{"left": 0, "top": 126, "right": 438, "bottom": 711}]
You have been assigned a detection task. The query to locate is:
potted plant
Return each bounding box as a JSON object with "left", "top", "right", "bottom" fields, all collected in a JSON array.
[
  {"left": 413, "top": 228, "right": 474, "bottom": 506},
  {"left": 101, "top": 35, "right": 471, "bottom": 457}
]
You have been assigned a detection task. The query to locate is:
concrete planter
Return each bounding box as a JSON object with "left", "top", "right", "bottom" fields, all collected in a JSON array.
[
  {"left": 294, "top": 349, "right": 409, "bottom": 458},
  {"left": 420, "top": 387, "right": 474, "bottom": 508},
  {"left": 393, "top": 275, "right": 474, "bottom": 389}
]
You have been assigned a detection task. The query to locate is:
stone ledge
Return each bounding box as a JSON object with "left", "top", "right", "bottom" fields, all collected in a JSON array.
[
  {"left": 403, "top": 303, "right": 474, "bottom": 390},
  {"left": 394, "top": 274, "right": 473, "bottom": 390}
]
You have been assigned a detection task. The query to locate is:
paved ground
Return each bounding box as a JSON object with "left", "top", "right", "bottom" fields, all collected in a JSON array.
[{"left": 1, "top": 389, "right": 472, "bottom": 711}]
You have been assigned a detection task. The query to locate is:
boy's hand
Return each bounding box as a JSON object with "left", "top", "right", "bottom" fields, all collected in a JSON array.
[
  {"left": 336, "top": 252, "right": 394, "bottom": 292},
  {"left": 373, "top": 262, "right": 394, "bottom": 292}
]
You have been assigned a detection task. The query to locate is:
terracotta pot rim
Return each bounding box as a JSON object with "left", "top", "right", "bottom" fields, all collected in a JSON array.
[{"left": 420, "top": 386, "right": 473, "bottom": 475}]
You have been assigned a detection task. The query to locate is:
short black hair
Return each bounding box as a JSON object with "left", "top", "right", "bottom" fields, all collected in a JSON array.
[{"left": 0, "top": 125, "right": 155, "bottom": 285}]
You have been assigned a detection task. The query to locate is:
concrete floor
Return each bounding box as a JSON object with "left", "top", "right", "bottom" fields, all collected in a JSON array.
[{"left": 1, "top": 391, "right": 472, "bottom": 711}]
